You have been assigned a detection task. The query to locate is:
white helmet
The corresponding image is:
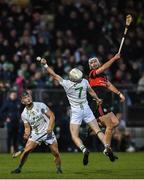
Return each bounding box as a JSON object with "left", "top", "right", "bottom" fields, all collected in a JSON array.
[
  {"left": 88, "top": 57, "right": 101, "bottom": 69},
  {"left": 69, "top": 68, "right": 83, "bottom": 82}
]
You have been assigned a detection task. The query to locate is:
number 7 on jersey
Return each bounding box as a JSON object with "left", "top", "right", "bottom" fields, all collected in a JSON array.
[{"left": 75, "top": 87, "right": 83, "bottom": 98}]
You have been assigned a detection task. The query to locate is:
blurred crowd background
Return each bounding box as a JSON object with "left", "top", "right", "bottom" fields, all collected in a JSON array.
[{"left": 0, "top": 0, "right": 144, "bottom": 153}]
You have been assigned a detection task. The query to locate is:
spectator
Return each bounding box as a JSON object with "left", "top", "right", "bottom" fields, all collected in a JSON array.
[
  {"left": 0, "top": 0, "right": 143, "bottom": 88},
  {"left": 0, "top": 90, "right": 22, "bottom": 153}
]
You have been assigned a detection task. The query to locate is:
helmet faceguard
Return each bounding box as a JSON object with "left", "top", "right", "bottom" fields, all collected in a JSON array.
[{"left": 88, "top": 57, "right": 101, "bottom": 69}]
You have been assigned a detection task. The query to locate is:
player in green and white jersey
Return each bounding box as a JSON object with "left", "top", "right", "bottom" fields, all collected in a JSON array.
[{"left": 11, "top": 91, "right": 62, "bottom": 174}]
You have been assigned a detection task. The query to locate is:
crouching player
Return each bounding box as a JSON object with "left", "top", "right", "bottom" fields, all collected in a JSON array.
[{"left": 11, "top": 91, "right": 62, "bottom": 174}]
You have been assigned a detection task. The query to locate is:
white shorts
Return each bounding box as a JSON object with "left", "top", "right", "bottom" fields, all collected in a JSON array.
[
  {"left": 29, "top": 131, "right": 57, "bottom": 145},
  {"left": 70, "top": 104, "right": 95, "bottom": 125}
]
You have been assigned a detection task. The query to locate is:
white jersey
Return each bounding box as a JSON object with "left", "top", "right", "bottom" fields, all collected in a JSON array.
[
  {"left": 21, "top": 102, "right": 49, "bottom": 135},
  {"left": 60, "top": 78, "right": 91, "bottom": 108}
]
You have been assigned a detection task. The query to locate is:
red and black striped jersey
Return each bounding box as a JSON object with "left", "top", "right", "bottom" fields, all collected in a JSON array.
[{"left": 88, "top": 69, "right": 108, "bottom": 87}]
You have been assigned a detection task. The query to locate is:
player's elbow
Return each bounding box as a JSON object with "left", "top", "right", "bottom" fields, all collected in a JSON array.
[{"left": 106, "top": 82, "right": 111, "bottom": 88}]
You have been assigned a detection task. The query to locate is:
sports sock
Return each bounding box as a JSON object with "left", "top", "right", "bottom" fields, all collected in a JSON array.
[
  {"left": 104, "top": 144, "right": 110, "bottom": 148},
  {"left": 80, "top": 145, "right": 87, "bottom": 153}
]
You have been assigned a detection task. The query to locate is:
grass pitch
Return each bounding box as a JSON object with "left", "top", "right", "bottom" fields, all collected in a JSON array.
[{"left": 0, "top": 152, "right": 144, "bottom": 179}]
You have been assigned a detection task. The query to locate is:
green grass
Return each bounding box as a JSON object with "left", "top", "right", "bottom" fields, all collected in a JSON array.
[{"left": 0, "top": 152, "right": 144, "bottom": 179}]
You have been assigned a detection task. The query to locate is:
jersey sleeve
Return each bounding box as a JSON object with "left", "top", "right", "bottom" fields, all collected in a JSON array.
[
  {"left": 59, "top": 79, "right": 69, "bottom": 90},
  {"left": 21, "top": 113, "right": 28, "bottom": 124},
  {"left": 39, "top": 102, "right": 49, "bottom": 113}
]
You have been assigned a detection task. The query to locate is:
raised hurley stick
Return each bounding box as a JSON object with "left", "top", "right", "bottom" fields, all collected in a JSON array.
[{"left": 118, "top": 14, "right": 133, "bottom": 54}]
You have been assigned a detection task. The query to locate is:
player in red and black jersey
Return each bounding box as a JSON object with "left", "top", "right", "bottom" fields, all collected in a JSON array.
[{"left": 88, "top": 54, "right": 125, "bottom": 160}]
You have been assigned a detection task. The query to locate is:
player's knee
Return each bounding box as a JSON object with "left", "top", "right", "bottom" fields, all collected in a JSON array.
[
  {"left": 106, "top": 119, "right": 118, "bottom": 128},
  {"left": 71, "top": 135, "right": 75, "bottom": 142},
  {"left": 24, "top": 147, "right": 33, "bottom": 154},
  {"left": 110, "top": 113, "right": 119, "bottom": 127},
  {"left": 113, "top": 120, "right": 119, "bottom": 127},
  {"left": 22, "top": 150, "right": 30, "bottom": 158},
  {"left": 110, "top": 119, "right": 119, "bottom": 127}
]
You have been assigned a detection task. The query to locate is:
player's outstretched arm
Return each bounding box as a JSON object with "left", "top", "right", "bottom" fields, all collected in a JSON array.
[
  {"left": 37, "top": 57, "right": 62, "bottom": 82},
  {"left": 107, "top": 80, "right": 125, "bottom": 102},
  {"left": 88, "top": 87, "right": 102, "bottom": 105},
  {"left": 96, "top": 54, "right": 121, "bottom": 74}
]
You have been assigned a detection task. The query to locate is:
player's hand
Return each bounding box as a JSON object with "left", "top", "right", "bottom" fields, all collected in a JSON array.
[
  {"left": 96, "top": 98, "right": 103, "bottom": 105},
  {"left": 119, "top": 93, "right": 125, "bottom": 102},
  {"left": 114, "top": 53, "right": 121, "bottom": 61},
  {"left": 47, "top": 127, "right": 53, "bottom": 134},
  {"left": 23, "top": 133, "right": 29, "bottom": 140}
]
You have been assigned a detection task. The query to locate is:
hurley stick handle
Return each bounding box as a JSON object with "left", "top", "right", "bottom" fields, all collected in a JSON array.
[{"left": 118, "top": 14, "right": 132, "bottom": 54}]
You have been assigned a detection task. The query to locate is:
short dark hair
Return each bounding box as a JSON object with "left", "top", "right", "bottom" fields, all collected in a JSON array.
[{"left": 20, "top": 90, "right": 29, "bottom": 99}]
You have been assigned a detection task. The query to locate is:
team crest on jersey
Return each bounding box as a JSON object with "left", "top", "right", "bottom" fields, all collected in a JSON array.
[
  {"left": 31, "top": 111, "right": 36, "bottom": 116},
  {"left": 74, "top": 83, "right": 78, "bottom": 87}
]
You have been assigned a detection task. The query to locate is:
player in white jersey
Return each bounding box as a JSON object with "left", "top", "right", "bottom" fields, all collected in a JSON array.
[
  {"left": 37, "top": 57, "right": 117, "bottom": 165},
  {"left": 11, "top": 91, "right": 62, "bottom": 174}
]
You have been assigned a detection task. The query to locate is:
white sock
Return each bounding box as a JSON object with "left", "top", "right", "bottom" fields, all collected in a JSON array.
[
  {"left": 80, "top": 145, "right": 86, "bottom": 153},
  {"left": 104, "top": 144, "right": 110, "bottom": 148}
]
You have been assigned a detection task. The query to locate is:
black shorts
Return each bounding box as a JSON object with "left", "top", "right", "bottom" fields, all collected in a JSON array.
[
  {"left": 89, "top": 86, "right": 118, "bottom": 119},
  {"left": 90, "top": 99, "right": 111, "bottom": 119}
]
